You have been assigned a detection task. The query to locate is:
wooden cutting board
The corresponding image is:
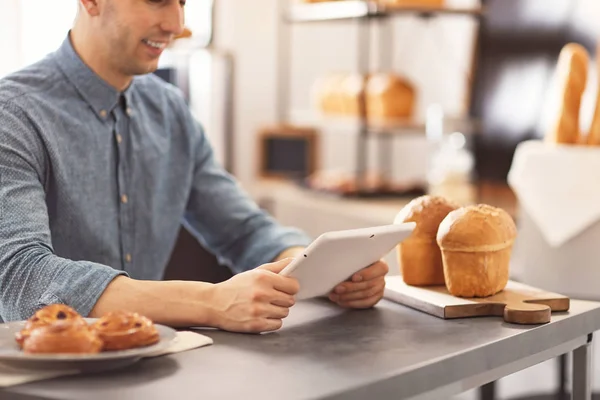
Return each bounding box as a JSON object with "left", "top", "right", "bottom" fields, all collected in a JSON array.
[{"left": 383, "top": 276, "right": 570, "bottom": 324}]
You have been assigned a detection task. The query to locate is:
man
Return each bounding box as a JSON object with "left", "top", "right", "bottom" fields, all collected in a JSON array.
[{"left": 0, "top": 0, "right": 389, "bottom": 333}]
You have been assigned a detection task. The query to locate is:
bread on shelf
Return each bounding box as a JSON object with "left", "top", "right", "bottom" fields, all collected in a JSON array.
[
  {"left": 340, "top": 73, "right": 367, "bottom": 116},
  {"left": 313, "top": 71, "right": 416, "bottom": 121},
  {"left": 394, "top": 195, "right": 458, "bottom": 286},
  {"left": 436, "top": 204, "right": 517, "bottom": 298},
  {"left": 312, "top": 73, "right": 348, "bottom": 115},
  {"left": 366, "top": 72, "right": 415, "bottom": 120}
]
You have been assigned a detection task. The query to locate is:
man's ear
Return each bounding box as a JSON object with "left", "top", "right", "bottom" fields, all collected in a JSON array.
[{"left": 79, "top": 0, "right": 101, "bottom": 17}]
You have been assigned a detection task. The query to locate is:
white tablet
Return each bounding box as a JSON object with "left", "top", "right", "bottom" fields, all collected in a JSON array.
[{"left": 279, "top": 223, "right": 416, "bottom": 300}]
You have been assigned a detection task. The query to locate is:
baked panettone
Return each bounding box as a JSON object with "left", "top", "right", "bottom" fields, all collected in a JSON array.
[
  {"left": 394, "top": 195, "right": 458, "bottom": 285},
  {"left": 437, "top": 204, "right": 517, "bottom": 297}
]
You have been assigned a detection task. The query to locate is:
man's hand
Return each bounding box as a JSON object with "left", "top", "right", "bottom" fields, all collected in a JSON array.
[
  {"left": 273, "top": 246, "right": 305, "bottom": 261},
  {"left": 208, "top": 258, "right": 299, "bottom": 333},
  {"left": 328, "top": 259, "right": 389, "bottom": 309}
]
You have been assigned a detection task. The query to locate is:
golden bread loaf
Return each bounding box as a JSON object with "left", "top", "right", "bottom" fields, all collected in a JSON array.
[
  {"left": 394, "top": 195, "right": 458, "bottom": 286},
  {"left": 340, "top": 73, "right": 367, "bottom": 116},
  {"left": 314, "top": 72, "right": 415, "bottom": 120},
  {"left": 366, "top": 73, "right": 415, "bottom": 120},
  {"left": 546, "top": 43, "right": 589, "bottom": 144},
  {"left": 312, "top": 73, "right": 347, "bottom": 115},
  {"left": 436, "top": 204, "right": 517, "bottom": 297}
]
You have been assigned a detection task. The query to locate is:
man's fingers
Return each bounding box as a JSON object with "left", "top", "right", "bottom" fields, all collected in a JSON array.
[
  {"left": 246, "top": 318, "right": 283, "bottom": 333},
  {"left": 330, "top": 280, "right": 385, "bottom": 302},
  {"left": 262, "top": 318, "right": 284, "bottom": 332},
  {"left": 254, "top": 304, "right": 290, "bottom": 333},
  {"left": 333, "top": 279, "right": 375, "bottom": 294},
  {"left": 256, "top": 258, "right": 300, "bottom": 295},
  {"left": 270, "top": 293, "right": 296, "bottom": 308},
  {"left": 334, "top": 292, "right": 384, "bottom": 309},
  {"left": 333, "top": 261, "right": 388, "bottom": 294},
  {"left": 262, "top": 318, "right": 283, "bottom": 332},
  {"left": 264, "top": 304, "right": 291, "bottom": 319},
  {"left": 272, "top": 276, "right": 300, "bottom": 296},
  {"left": 350, "top": 260, "right": 389, "bottom": 282},
  {"left": 244, "top": 304, "right": 290, "bottom": 333},
  {"left": 258, "top": 258, "right": 294, "bottom": 273}
]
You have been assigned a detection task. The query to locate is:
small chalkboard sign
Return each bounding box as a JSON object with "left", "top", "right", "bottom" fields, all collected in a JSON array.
[{"left": 257, "top": 125, "right": 319, "bottom": 180}]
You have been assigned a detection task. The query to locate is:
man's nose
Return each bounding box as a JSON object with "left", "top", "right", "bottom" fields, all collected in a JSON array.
[{"left": 161, "top": 1, "right": 185, "bottom": 37}]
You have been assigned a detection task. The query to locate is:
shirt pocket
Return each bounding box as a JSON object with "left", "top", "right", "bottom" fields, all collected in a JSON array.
[{"left": 131, "top": 117, "right": 170, "bottom": 162}]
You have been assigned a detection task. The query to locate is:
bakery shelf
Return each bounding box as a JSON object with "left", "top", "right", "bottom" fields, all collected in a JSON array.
[
  {"left": 286, "top": 1, "right": 484, "bottom": 23},
  {"left": 286, "top": 1, "right": 380, "bottom": 22},
  {"left": 274, "top": 0, "right": 482, "bottom": 196},
  {"left": 288, "top": 110, "right": 479, "bottom": 136}
]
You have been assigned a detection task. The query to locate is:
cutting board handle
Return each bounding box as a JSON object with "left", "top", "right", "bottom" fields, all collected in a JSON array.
[
  {"left": 384, "top": 277, "right": 570, "bottom": 324},
  {"left": 503, "top": 302, "right": 551, "bottom": 324}
]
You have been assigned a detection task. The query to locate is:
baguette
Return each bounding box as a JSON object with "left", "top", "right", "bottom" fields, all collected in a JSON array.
[
  {"left": 587, "top": 41, "right": 600, "bottom": 145},
  {"left": 546, "top": 43, "right": 589, "bottom": 145}
]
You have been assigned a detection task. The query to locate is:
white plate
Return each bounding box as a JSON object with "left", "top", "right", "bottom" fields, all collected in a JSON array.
[{"left": 0, "top": 318, "right": 177, "bottom": 372}]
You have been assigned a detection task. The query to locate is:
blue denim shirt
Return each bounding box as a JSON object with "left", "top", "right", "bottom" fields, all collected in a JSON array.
[{"left": 0, "top": 36, "right": 311, "bottom": 322}]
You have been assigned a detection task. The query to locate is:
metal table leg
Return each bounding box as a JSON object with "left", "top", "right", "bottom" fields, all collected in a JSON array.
[
  {"left": 479, "top": 381, "right": 496, "bottom": 400},
  {"left": 558, "top": 353, "right": 568, "bottom": 400},
  {"left": 493, "top": 334, "right": 597, "bottom": 400},
  {"left": 572, "top": 334, "right": 593, "bottom": 400}
]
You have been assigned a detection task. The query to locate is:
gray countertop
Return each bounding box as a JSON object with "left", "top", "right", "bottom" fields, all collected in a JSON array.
[{"left": 3, "top": 298, "right": 600, "bottom": 400}]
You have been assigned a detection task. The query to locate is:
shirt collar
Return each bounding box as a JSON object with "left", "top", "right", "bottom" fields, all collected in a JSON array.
[{"left": 55, "top": 33, "right": 135, "bottom": 121}]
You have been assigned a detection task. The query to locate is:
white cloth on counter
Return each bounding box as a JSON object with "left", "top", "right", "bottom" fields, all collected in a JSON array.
[{"left": 508, "top": 139, "right": 600, "bottom": 247}]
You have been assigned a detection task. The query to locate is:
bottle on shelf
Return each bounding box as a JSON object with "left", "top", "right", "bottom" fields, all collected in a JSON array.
[{"left": 425, "top": 104, "right": 476, "bottom": 205}]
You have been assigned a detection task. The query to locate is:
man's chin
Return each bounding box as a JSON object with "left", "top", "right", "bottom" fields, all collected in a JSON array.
[
  {"left": 143, "top": 64, "right": 160, "bottom": 75},
  {"left": 126, "top": 63, "right": 160, "bottom": 77}
]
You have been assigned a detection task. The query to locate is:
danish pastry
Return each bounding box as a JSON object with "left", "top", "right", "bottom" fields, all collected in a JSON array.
[
  {"left": 91, "top": 311, "right": 160, "bottom": 351},
  {"left": 15, "top": 304, "right": 87, "bottom": 348},
  {"left": 22, "top": 321, "right": 103, "bottom": 354}
]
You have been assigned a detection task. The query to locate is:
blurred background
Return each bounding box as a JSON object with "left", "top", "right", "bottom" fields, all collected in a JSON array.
[
  {"left": 4, "top": 0, "right": 600, "bottom": 193},
  {"left": 3, "top": 0, "right": 600, "bottom": 197},
  {"left": 2, "top": 0, "right": 600, "bottom": 398}
]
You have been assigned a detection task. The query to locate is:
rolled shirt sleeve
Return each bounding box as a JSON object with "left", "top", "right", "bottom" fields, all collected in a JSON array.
[{"left": 0, "top": 103, "right": 127, "bottom": 321}]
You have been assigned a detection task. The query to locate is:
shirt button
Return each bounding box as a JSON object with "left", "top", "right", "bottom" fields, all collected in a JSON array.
[
  {"left": 121, "top": 194, "right": 128, "bottom": 204},
  {"left": 116, "top": 134, "right": 123, "bottom": 144},
  {"left": 125, "top": 254, "right": 132, "bottom": 263},
  {"left": 126, "top": 107, "right": 133, "bottom": 116},
  {"left": 99, "top": 110, "right": 107, "bottom": 118}
]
